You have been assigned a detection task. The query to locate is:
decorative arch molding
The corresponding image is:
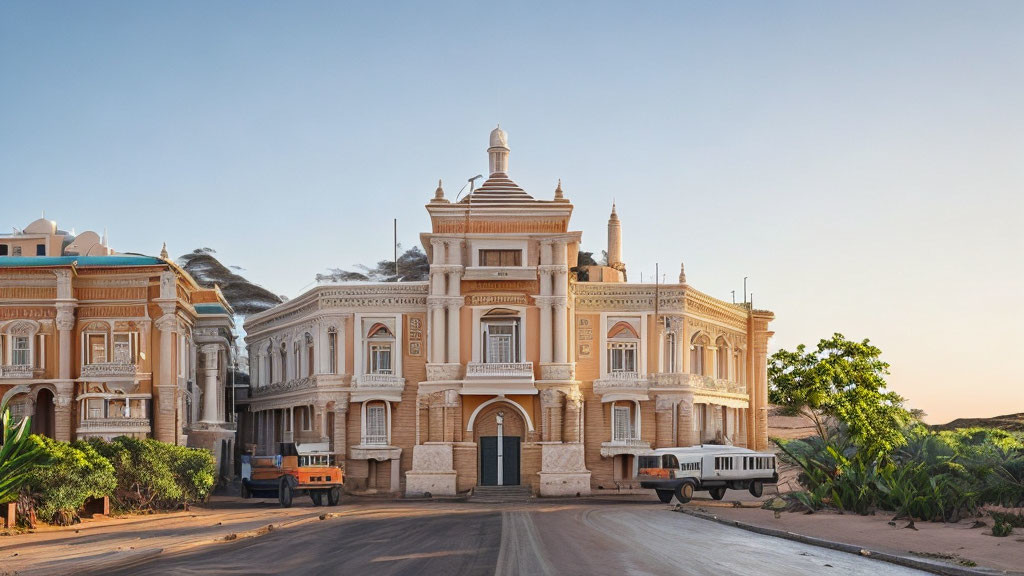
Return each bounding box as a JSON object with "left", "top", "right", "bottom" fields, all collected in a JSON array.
[
  {"left": 1, "top": 384, "right": 32, "bottom": 407},
  {"left": 2, "top": 320, "right": 39, "bottom": 337},
  {"left": 607, "top": 321, "right": 639, "bottom": 339},
  {"left": 465, "top": 396, "right": 535, "bottom": 433}
]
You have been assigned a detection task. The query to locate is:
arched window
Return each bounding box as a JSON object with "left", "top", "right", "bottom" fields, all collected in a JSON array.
[
  {"left": 366, "top": 323, "right": 394, "bottom": 374},
  {"left": 690, "top": 333, "right": 709, "bottom": 376},
  {"left": 327, "top": 328, "right": 338, "bottom": 374},
  {"left": 716, "top": 337, "right": 729, "bottom": 379},
  {"left": 481, "top": 309, "right": 521, "bottom": 364},
  {"left": 304, "top": 333, "right": 314, "bottom": 378},
  {"left": 607, "top": 320, "right": 640, "bottom": 374}
]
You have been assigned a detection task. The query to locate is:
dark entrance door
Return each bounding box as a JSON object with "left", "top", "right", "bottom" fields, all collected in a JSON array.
[{"left": 479, "top": 436, "right": 521, "bottom": 486}]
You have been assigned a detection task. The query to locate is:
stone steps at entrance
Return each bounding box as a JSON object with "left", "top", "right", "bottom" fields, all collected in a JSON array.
[{"left": 470, "top": 485, "right": 533, "bottom": 503}]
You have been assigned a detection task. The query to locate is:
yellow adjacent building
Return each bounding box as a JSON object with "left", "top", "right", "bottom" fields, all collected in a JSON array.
[{"left": 0, "top": 220, "right": 237, "bottom": 476}]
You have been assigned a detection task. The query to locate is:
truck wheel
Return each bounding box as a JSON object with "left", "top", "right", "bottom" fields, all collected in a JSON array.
[
  {"left": 279, "top": 478, "right": 293, "bottom": 508},
  {"left": 656, "top": 490, "right": 674, "bottom": 504},
  {"left": 327, "top": 486, "right": 342, "bottom": 506},
  {"left": 674, "top": 482, "right": 694, "bottom": 504},
  {"left": 310, "top": 491, "right": 324, "bottom": 506},
  {"left": 748, "top": 480, "right": 764, "bottom": 498},
  {"left": 710, "top": 487, "right": 727, "bottom": 500}
]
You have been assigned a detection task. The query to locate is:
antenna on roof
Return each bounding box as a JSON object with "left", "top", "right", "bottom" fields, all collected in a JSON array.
[
  {"left": 731, "top": 290, "right": 736, "bottom": 304},
  {"left": 743, "top": 277, "right": 748, "bottom": 304},
  {"left": 394, "top": 218, "right": 398, "bottom": 279}
]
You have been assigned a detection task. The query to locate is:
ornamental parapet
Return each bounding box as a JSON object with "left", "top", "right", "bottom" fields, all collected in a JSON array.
[
  {"left": 250, "top": 376, "right": 317, "bottom": 398},
  {"left": 0, "top": 365, "right": 37, "bottom": 379},
  {"left": 353, "top": 373, "right": 406, "bottom": 390},
  {"left": 599, "top": 439, "right": 651, "bottom": 457},
  {"left": 81, "top": 362, "right": 139, "bottom": 379},
  {"left": 651, "top": 373, "right": 746, "bottom": 395},
  {"left": 77, "top": 418, "right": 151, "bottom": 431},
  {"left": 593, "top": 371, "right": 649, "bottom": 396},
  {"left": 539, "top": 362, "right": 575, "bottom": 382},
  {"left": 426, "top": 363, "right": 463, "bottom": 382},
  {"left": 465, "top": 362, "right": 534, "bottom": 380}
]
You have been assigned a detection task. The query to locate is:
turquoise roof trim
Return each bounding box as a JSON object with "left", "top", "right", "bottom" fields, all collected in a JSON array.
[
  {"left": 0, "top": 255, "right": 164, "bottom": 267},
  {"left": 194, "top": 303, "right": 229, "bottom": 315}
]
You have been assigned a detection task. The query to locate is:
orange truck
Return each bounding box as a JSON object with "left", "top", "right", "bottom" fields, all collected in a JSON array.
[{"left": 241, "top": 443, "right": 344, "bottom": 508}]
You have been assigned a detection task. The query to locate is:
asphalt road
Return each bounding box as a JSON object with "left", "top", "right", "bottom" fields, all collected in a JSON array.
[{"left": 101, "top": 502, "right": 929, "bottom": 576}]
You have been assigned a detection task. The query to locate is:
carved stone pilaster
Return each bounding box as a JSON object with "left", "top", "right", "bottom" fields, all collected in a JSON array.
[{"left": 53, "top": 269, "right": 73, "bottom": 300}]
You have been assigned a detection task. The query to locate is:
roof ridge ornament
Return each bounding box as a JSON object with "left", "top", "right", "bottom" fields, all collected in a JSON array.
[{"left": 160, "top": 242, "right": 168, "bottom": 260}]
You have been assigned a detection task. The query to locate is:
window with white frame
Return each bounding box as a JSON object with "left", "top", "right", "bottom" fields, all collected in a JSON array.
[
  {"left": 85, "top": 331, "right": 107, "bottom": 364},
  {"left": 690, "top": 333, "right": 709, "bottom": 376},
  {"left": 665, "top": 332, "right": 676, "bottom": 373},
  {"left": 365, "top": 323, "right": 394, "bottom": 374},
  {"left": 606, "top": 320, "right": 640, "bottom": 375},
  {"left": 365, "top": 404, "right": 387, "bottom": 445},
  {"left": 12, "top": 336, "right": 30, "bottom": 366},
  {"left": 612, "top": 403, "right": 636, "bottom": 442},
  {"left": 327, "top": 328, "right": 337, "bottom": 374},
  {"left": 113, "top": 332, "right": 138, "bottom": 364},
  {"left": 481, "top": 310, "right": 521, "bottom": 363},
  {"left": 716, "top": 337, "right": 729, "bottom": 379}
]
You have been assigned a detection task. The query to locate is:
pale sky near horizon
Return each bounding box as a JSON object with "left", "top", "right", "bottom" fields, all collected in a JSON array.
[{"left": 1, "top": 1, "right": 1021, "bottom": 424}]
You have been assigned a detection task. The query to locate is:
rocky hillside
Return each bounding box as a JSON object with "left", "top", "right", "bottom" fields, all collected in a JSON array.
[
  {"left": 933, "top": 413, "right": 1024, "bottom": 432},
  {"left": 178, "top": 248, "right": 282, "bottom": 316}
]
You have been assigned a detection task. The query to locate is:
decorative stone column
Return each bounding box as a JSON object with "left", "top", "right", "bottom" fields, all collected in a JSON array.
[
  {"left": 677, "top": 395, "right": 696, "bottom": 447},
  {"left": 540, "top": 389, "right": 564, "bottom": 443},
  {"left": 562, "top": 387, "right": 583, "bottom": 443},
  {"left": 446, "top": 302, "right": 461, "bottom": 365},
  {"left": 429, "top": 300, "right": 446, "bottom": 364},
  {"left": 332, "top": 400, "right": 349, "bottom": 456},
  {"left": 53, "top": 381, "right": 74, "bottom": 442},
  {"left": 154, "top": 312, "right": 178, "bottom": 444},
  {"left": 200, "top": 344, "right": 221, "bottom": 423},
  {"left": 553, "top": 301, "right": 568, "bottom": 363},
  {"left": 655, "top": 395, "right": 675, "bottom": 448}
]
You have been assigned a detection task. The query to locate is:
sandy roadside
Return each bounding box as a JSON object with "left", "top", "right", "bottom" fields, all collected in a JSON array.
[{"left": 687, "top": 502, "right": 1024, "bottom": 573}]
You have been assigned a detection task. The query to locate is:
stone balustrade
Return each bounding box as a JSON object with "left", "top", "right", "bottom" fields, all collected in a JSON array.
[
  {"left": 0, "top": 365, "right": 35, "bottom": 379},
  {"left": 651, "top": 372, "right": 746, "bottom": 394},
  {"left": 81, "top": 362, "right": 138, "bottom": 378},
  {"left": 354, "top": 373, "right": 406, "bottom": 389},
  {"left": 77, "top": 418, "right": 151, "bottom": 430},
  {"left": 465, "top": 362, "right": 534, "bottom": 379}
]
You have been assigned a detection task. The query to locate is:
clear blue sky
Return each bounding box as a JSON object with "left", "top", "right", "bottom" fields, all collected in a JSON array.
[{"left": 2, "top": 1, "right": 1021, "bottom": 423}]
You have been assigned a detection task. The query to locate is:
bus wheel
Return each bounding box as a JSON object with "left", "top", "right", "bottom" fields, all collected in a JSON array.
[
  {"left": 279, "top": 478, "right": 294, "bottom": 508},
  {"left": 709, "top": 487, "right": 727, "bottom": 500},
  {"left": 310, "top": 491, "right": 324, "bottom": 506},
  {"left": 674, "top": 482, "right": 694, "bottom": 504},
  {"left": 327, "top": 486, "right": 342, "bottom": 506},
  {"left": 656, "top": 490, "right": 673, "bottom": 504},
  {"left": 748, "top": 480, "right": 764, "bottom": 498}
]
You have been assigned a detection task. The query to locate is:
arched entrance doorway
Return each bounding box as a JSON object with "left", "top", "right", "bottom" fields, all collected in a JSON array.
[
  {"left": 32, "top": 388, "right": 55, "bottom": 438},
  {"left": 473, "top": 402, "right": 525, "bottom": 486}
]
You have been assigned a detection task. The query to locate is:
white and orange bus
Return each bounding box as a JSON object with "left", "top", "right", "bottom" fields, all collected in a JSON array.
[{"left": 638, "top": 445, "right": 778, "bottom": 504}]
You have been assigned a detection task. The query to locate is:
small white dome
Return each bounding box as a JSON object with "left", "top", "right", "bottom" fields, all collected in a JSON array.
[{"left": 489, "top": 125, "right": 508, "bottom": 148}]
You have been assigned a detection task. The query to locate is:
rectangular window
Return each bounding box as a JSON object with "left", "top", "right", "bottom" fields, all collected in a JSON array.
[
  {"left": 299, "top": 406, "right": 312, "bottom": 431},
  {"left": 328, "top": 331, "right": 337, "bottom": 374},
  {"left": 485, "top": 324, "right": 515, "bottom": 363},
  {"left": 12, "top": 246, "right": 22, "bottom": 256},
  {"left": 113, "top": 333, "right": 137, "bottom": 363},
  {"left": 12, "top": 336, "right": 30, "bottom": 366},
  {"left": 366, "top": 405, "right": 387, "bottom": 445},
  {"left": 479, "top": 249, "right": 521, "bottom": 267},
  {"left": 36, "top": 244, "right": 46, "bottom": 256},
  {"left": 607, "top": 342, "right": 637, "bottom": 373},
  {"left": 613, "top": 405, "right": 633, "bottom": 442},
  {"left": 369, "top": 343, "right": 392, "bottom": 374},
  {"left": 87, "top": 333, "right": 106, "bottom": 364},
  {"left": 0, "top": 245, "right": 7, "bottom": 256}
]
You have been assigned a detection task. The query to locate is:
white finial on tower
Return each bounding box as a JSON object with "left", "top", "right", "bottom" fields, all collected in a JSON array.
[
  {"left": 678, "top": 262, "right": 687, "bottom": 284},
  {"left": 160, "top": 242, "right": 168, "bottom": 260},
  {"left": 488, "top": 124, "right": 509, "bottom": 176}
]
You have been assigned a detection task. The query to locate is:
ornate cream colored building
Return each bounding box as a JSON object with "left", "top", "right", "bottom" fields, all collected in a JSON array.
[
  {"left": 0, "top": 219, "right": 238, "bottom": 475},
  {"left": 242, "top": 127, "right": 774, "bottom": 496}
]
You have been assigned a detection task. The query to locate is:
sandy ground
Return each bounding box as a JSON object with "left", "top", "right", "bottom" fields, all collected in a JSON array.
[
  {"left": 0, "top": 496, "right": 934, "bottom": 576},
  {"left": 695, "top": 502, "right": 1024, "bottom": 573}
]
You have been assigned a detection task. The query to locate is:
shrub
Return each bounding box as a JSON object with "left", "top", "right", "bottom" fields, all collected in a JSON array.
[
  {"left": 24, "top": 436, "right": 115, "bottom": 525},
  {"left": 89, "top": 437, "right": 215, "bottom": 512},
  {"left": 0, "top": 400, "right": 49, "bottom": 504}
]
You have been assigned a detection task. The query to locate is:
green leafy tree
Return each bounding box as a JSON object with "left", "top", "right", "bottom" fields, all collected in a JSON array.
[
  {"left": 0, "top": 399, "right": 49, "bottom": 504},
  {"left": 769, "top": 333, "right": 911, "bottom": 460}
]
